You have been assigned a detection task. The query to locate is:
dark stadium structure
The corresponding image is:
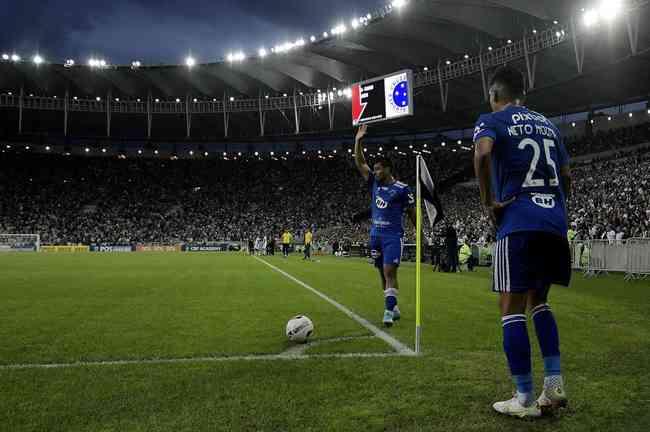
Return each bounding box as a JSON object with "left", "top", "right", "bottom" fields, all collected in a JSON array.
[{"left": 1, "top": 0, "right": 650, "bottom": 157}]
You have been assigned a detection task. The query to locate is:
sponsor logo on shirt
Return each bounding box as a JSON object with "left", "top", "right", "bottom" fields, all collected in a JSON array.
[
  {"left": 375, "top": 196, "right": 388, "bottom": 209},
  {"left": 531, "top": 193, "right": 556, "bottom": 209}
]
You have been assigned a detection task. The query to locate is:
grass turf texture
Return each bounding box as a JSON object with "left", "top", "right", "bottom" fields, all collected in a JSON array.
[{"left": 1, "top": 252, "right": 649, "bottom": 431}]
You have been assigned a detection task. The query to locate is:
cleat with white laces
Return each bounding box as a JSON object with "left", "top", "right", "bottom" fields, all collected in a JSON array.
[
  {"left": 492, "top": 395, "right": 541, "bottom": 419},
  {"left": 392, "top": 306, "right": 401, "bottom": 321},
  {"left": 382, "top": 310, "right": 394, "bottom": 327}
]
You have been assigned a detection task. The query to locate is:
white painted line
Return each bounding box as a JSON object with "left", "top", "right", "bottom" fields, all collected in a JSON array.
[
  {"left": 254, "top": 256, "right": 416, "bottom": 356},
  {"left": 0, "top": 352, "right": 405, "bottom": 371}
]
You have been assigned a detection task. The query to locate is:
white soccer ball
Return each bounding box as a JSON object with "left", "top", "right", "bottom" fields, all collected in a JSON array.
[{"left": 286, "top": 315, "right": 314, "bottom": 343}]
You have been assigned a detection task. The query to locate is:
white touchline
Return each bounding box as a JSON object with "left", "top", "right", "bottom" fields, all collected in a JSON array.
[
  {"left": 254, "top": 256, "right": 416, "bottom": 356},
  {"left": 0, "top": 351, "right": 406, "bottom": 371}
]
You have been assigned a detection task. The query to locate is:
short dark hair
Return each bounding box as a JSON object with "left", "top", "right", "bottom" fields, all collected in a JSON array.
[
  {"left": 489, "top": 65, "right": 525, "bottom": 101},
  {"left": 374, "top": 157, "right": 393, "bottom": 170}
]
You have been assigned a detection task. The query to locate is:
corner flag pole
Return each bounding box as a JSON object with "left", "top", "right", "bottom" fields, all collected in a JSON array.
[{"left": 415, "top": 155, "right": 422, "bottom": 354}]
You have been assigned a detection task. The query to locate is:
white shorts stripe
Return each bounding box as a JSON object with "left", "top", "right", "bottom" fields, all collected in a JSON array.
[
  {"left": 494, "top": 241, "right": 500, "bottom": 290},
  {"left": 505, "top": 237, "right": 510, "bottom": 292}
]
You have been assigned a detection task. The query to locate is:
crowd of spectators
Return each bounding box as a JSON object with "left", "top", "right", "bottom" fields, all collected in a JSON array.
[{"left": 1, "top": 120, "right": 649, "bottom": 247}]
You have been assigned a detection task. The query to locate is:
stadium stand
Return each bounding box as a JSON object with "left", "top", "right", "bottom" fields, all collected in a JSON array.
[{"left": 1, "top": 120, "right": 649, "bottom": 247}]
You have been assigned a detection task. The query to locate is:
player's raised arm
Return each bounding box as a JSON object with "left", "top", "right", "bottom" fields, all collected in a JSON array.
[{"left": 354, "top": 124, "right": 370, "bottom": 181}]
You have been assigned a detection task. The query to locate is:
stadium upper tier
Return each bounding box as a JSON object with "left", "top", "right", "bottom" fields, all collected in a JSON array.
[{"left": 1, "top": 0, "right": 650, "bottom": 135}]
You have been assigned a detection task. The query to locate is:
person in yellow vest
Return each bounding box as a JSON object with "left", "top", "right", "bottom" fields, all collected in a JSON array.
[
  {"left": 458, "top": 239, "right": 472, "bottom": 272},
  {"left": 281, "top": 229, "right": 293, "bottom": 258},
  {"left": 567, "top": 228, "right": 577, "bottom": 243},
  {"left": 303, "top": 229, "right": 313, "bottom": 261}
]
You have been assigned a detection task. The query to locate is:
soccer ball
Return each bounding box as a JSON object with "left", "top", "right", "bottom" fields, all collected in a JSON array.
[{"left": 286, "top": 315, "right": 314, "bottom": 343}]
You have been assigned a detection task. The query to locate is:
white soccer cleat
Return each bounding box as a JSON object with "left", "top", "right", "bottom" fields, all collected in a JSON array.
[
  {"left": 536, "top": 382, "right": 568, "bottom": 416},
  {"left": 382, "top": 310, "right": 394, "bottom": 327},
  {"left": 492, "top": 395, "right": 541, "bottom": 419}
]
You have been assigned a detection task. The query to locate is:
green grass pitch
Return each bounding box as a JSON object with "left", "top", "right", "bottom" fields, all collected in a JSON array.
[{"left": 1, "top": 252, "right": 649, "bottom": 431}]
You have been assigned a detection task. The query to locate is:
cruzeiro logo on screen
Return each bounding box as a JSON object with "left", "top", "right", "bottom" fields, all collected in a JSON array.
[
  {"left": 385, "top": 73, "right": 410, "bottom": 119},
  {"left": 391, "top": 81, "right": 409, "bottom": 108}
]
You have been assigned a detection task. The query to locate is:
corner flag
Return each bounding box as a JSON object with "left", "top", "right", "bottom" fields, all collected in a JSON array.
[
  {"left": 414, "top": 155, "right": 444, "bottom": 354},
  {"left": 418, "top": 156, "right": 444, "bottom": 228}
]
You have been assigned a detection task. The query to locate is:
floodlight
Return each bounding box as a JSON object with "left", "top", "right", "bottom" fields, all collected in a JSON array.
[
  {"left": 32, "top": 54, "right": 43, "bottom": 65},
  {"left": 583, "top": 9, "right": 599, "bottom": 27},
  {"left": 310, "top": 35, "right": 316, "bottom": 42},
  {"left": 1, "top": 54, "right": 8, "bottom": 60},
  {"left": 11, "top": 54, "right": 21, "bottom": 62},
  {"left": 185, "top": 56, "right": 196, "bottom": 67},
  {"left": 599, "top": 0, "right": 622, "bottom": 21},
  {"left": 259, "top": 48, "right": 267, "bottom": 57}
]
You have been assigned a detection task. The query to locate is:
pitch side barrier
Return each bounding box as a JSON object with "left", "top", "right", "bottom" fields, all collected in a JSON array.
[
  {"left": 86, "top": 243, "right": 242, "bottom": 252},
  {"left": 572, "top": 238, "right": 650, "bottom": 281}
]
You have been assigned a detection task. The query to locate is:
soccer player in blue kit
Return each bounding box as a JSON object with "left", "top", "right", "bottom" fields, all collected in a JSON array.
[
  {"left": 474, "top": 65, "right": 572, "bottom": 418},
  {"left": 354, "top": 124, "right": 417, "bottom": 327}
]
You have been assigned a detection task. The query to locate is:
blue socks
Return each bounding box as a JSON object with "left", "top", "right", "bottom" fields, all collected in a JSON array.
[
  {"left": 502, "top": 314, "right": 534, "bottom": 405},
  {"left": 531, "top": 303, "right": 562, "bottom": 380},
  {"left": 384, "top": 288, "right": 397, "bottom": 311}
]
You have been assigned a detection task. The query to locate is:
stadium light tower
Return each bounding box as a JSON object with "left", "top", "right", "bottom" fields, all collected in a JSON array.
[
  {"left": 2, "top": 53, "right": 9, "bottom": 60},
  {"left": 185, "top": 56, "right": 196, "bottom": 68},
  {"left": 258, "top": 48, "right": 267, "bottom": 58},
  {"left": 11, "top": 54, "right": 21, "bottom": 62},
  {"left": 583, "top": 9, "right": 599, "bottom": 27},
  {"left": 32, "top": 54, "right": 43, "bottom": 65},
  {"left": 599, "top": 0, "right": 623, "bottom": 22}
]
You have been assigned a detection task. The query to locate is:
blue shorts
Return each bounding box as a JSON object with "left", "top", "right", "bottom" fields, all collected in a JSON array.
[
  {"left": 369, "top": 235, "right": 403, "bottom": 269},
  {"left": 493, "top": 231, "right": 571, "bottom": 293}
]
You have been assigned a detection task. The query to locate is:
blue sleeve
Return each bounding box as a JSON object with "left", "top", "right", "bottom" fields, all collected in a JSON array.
[
  {"left": 403, "top": 186, "right": 415, "bottom": 209},
  {"left": 473, "top": 113, "right": 497, "bottom": 143}
]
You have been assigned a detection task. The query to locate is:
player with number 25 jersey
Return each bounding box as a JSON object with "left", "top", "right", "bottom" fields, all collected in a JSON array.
[{"left": 474, "top": 65, "right": 572, "bottom": 419}]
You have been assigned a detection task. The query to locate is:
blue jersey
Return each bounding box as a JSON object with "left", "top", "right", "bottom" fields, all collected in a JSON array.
[
  {"left": 473, "top": 105, "right": 570, "bottom": 240},
  {"left": 367, "top": 173, "right": 415, "bottom": 238}
]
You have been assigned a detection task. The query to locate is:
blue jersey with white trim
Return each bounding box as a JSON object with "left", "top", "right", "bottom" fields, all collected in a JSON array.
[
  {"left": 473, "top": 105, "right": 570, "bottom": 240},
  {"left": 367, "top": 173, "right": 415, "bottom": 238}
]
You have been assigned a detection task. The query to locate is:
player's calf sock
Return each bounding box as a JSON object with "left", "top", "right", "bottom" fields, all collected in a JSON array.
[
  {"left": 502, "top": 314, "right": 534, "bottom": 406},
  {"left": 384, "top": 288, "right": 398, "bottom": 311},
  {"left": 531, "top": 303, "right": 562, "bottom": 381}
]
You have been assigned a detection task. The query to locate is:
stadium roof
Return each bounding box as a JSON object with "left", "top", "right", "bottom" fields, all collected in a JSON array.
[{"left": 1, "top": 0, "right": 649, "bottom": 132}]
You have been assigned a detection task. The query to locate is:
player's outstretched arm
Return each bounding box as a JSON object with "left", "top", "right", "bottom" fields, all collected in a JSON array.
[{"left": 354, "top": 124, "right": 370, "bottom": 181}]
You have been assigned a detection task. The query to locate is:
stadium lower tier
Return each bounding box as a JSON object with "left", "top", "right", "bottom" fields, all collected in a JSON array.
[{"left": 1, "top": 137, "right": 649, "bottom": 246}]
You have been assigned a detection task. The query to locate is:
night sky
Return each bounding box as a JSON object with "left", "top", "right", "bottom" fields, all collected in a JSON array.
[{"left": 0, "top": 0, "right": 382, "bottom": 65}]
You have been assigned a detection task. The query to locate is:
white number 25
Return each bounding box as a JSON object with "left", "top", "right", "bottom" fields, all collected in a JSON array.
[{"left": 518, "top": 138, "right": 559, "bottom": 188}]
